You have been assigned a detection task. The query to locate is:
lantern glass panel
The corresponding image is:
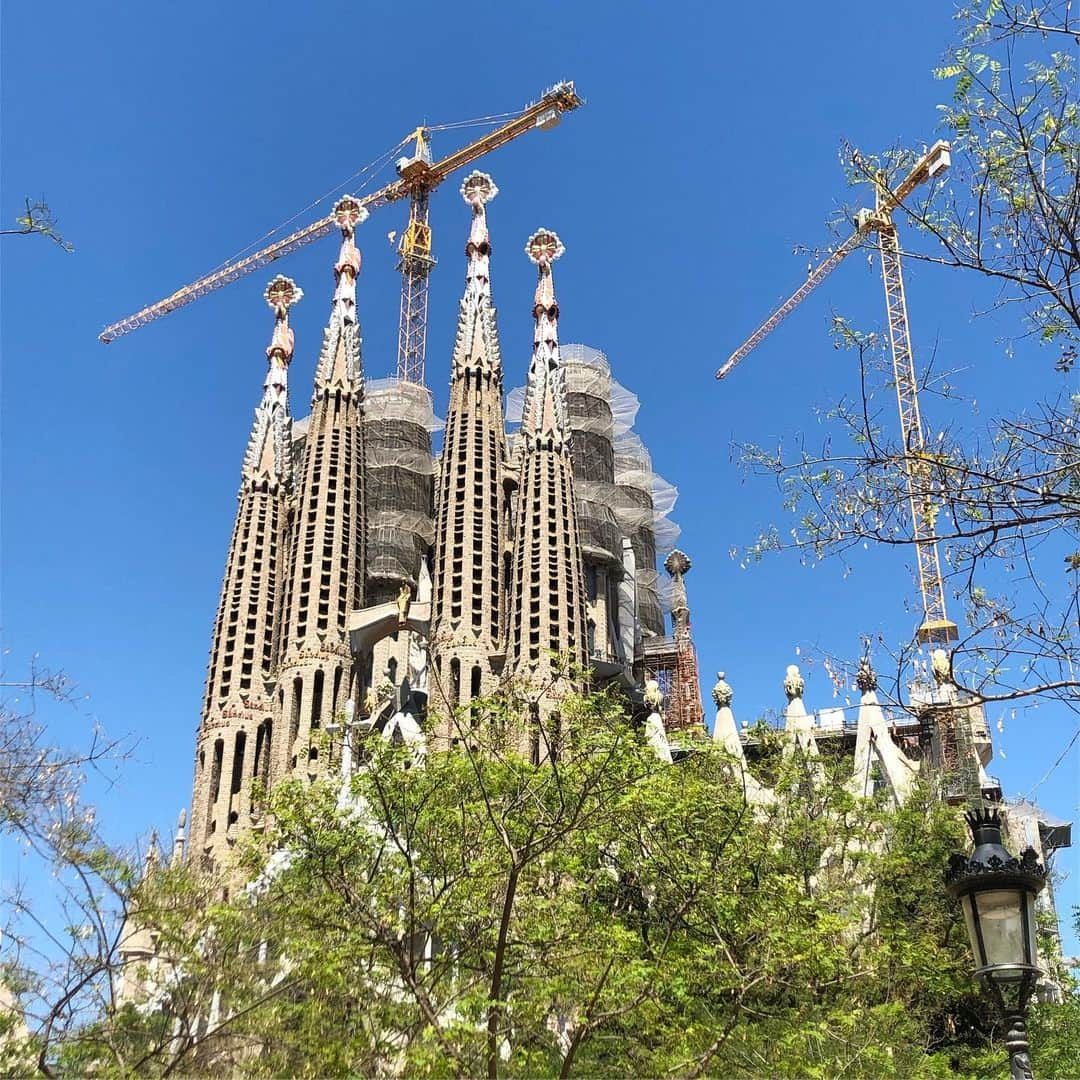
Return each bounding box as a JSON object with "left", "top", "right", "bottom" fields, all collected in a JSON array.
[{"left": 972, "top": 889, "right": 1029, "bottom": 969}]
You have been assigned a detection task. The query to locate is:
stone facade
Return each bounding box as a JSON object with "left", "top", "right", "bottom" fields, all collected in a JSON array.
[{"left": 187, "top": 183, "right": 701, "bottom": 870}]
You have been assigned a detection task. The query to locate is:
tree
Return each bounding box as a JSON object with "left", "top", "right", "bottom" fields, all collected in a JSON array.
[
  {"left": 0, "top": 660, "right": 137, "bottom": 1077},
  {"left": 0, "top": 199, "right": 74, "bottom": 253},
  {"left": 23, "top": 685, "right": 1076, "bottom": 1078},
  {"left": 739, "top": 0, "right": 1080, "bottom": 716}
]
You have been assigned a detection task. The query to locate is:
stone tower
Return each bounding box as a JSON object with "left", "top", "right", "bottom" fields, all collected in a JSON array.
[
  {"left": 190, "top": 275, "right": 300, "bottom": 866},
  {"left": 274, "top": 197, "right": 368, "bottom": 785},
  {"left": 506, "top": 230, "right": 588, "bottom": 754},
  {"left": 429, "top": 172, "right": 509, "bottom": 728}
]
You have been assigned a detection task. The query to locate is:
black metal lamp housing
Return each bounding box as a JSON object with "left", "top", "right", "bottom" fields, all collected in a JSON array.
[{"left": 946, "top": 807, "right": 1048, "bottom": 1079}]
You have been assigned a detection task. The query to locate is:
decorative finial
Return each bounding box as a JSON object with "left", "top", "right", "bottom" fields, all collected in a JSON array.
[
  {"left": 664, "top": 550, "right": 691, "bottom": 578},
  {"left": 783, "top": 664, "right": 805, "bottom": 702},
  {"left": 264, "top": 275, "right": 302, "bottom": 363},
  {"left": 525, "top": 228, "right": 565, "bottom": 266},
  {"left": 264, "top": 274, "right": 303, "bottom": 315},
  {"left": 931, "top": 647, "right": 952, "bottom": 686},
  {"left": 855, "top": 656, "right": 877, "bottom": 694},
  {"left": 333, "top": 195, "right": 369, "bottom": 237},
  {"left": 331, "top": 197, "right": 366, "bottom": 319},
  {"left": 712, "top": 671, "right": 733, "bottom": 709},
  {"left": 461, "top": 171, "right": 498, "bottom": 208}
]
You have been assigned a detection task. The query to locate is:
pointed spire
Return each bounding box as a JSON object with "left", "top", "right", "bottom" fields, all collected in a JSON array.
[
  {"left": 331, "top": 195, "right": 367, "bottom": 325},
  {"left": 143, "top": 830, "right": 160, "bottom": 875},
  {"left": 171, "top": 808, "right": 187, "bottom": 866},
  {"left": 241, "top": 275, "right": 301, "bottom": 489},
  {"left": 461, "top": 171, "right": 497, "bottom": 300},
  {"left": 313, "top": 196, "right": 368, "bottom": 395},
  {"left": 522, "top": 229, "right": 569, "bottom": 450},
  {"left": 664, "top": 550, "right": 692, "bottom": 640},
  {"left": 447, "top": 173, "right": 503, "bottom": 381},
  {"left": 263, "top": 273, "right": 300, "bottom": 405}
]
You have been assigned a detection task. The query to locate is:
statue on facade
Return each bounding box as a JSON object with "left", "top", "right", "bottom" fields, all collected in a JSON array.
[{"left": 396, "top": 583, "right": 412, "bottom": 628}]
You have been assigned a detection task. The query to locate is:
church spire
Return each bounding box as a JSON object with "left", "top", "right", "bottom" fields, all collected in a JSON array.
[
  {"left": 429, "top": 173, "right": 508, "bottom": 727},
  {"left": 520, "top": 229, "right": 570, "bottom": 451},
  {"left": 241, "top": 275, "right": 300, "bottom": 490},
  {"left": 463, "top": 171, "right": 497, "bottom": 300},
  {"left": 506, "top": 230, "right": 588, "bottom": 746},
  {"left": 313, "top": 196, "right": 367, "bottom": 394},
  {"left": 191, "top": 278, "right": 301, "bottom": 867},
  {"left": 274, "top": 196, "right": 368, "bottom": 785},
  {"left": 447, "top": 172, "right": 502, "bottom": 381}
]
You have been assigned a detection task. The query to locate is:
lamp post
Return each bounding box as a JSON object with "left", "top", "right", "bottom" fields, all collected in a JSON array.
[{"left": 945, "top": 808, "right": 1048, "bottom": 1080}]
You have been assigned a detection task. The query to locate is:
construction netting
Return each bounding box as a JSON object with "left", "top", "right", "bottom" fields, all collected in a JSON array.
[
  {"left": 362, "top": 378, "right": 442, "bottom": 591},
  {"left": 506, "top": 344, "right": 680, "bottom": 639}
]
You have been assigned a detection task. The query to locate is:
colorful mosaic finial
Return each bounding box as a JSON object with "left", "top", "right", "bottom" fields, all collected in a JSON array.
[
  {"left": 331, "top": 196, "right": 366, "bottom": 319},
  {"left": 461, "top": 170, "right": 498, "bottom": 209},
  {"left": 264, "top": 275, "right": 302, "bottom": 364}
]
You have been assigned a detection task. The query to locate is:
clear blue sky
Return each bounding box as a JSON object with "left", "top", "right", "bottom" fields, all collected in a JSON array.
[{"left": 2, "top": 1, "right": 1077, "bottom": 955}]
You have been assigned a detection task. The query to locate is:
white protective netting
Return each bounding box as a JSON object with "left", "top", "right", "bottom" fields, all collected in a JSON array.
[
  {"left": 363, "top": 379, "right": 442, "bottom": 589},
  {"left": 613, "top": 431, "right": 680, "bottom": 637},
  {"left": 506, "top": 345, "right": 679, "bottom": 637}
]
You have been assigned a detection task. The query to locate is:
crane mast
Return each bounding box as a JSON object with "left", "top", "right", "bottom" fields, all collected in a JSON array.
[
  {"left": 98, "top": 81, "right": 584, "bottom": 369},
  {"left": 718, "top": 141, "right": 957, "bottom": 647}
]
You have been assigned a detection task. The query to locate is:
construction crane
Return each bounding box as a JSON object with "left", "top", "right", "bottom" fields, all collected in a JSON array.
[
  {"left": 718, "top": 140, "right": 959, "bottom": 649},
  {"left": 99, "top": 81, "right": 584, "bottom": 386}
]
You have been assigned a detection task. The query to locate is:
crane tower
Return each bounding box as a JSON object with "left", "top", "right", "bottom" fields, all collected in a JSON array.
[{"left": 719, "top": 141, "right": 958, "bottom": 647}]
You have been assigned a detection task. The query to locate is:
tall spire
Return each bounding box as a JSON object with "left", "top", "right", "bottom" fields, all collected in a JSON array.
[
  {"left": 448, "top": 172, "right": 502, "bottom": 381},
  {"left": 462, "top": 171, "right": 497, "bottom": 301},
  {"left": 506, "top": 230, "right": 588, "bottom": 749},
  {"left": 191, "top": 277, "right": 301, "bottom": 867},
  {"left": 429, "top": 173, "right": 508, "bottom": 728},
  {"left": 312, "top": 196, "right": 367, "bottom": 393},
  {"left": 241, "top": 275, "right": 301, "bottom": 489},
  {"left": 274, "top": 196, "right": 368, "bottom": 786},
  {"left": 520, "top": 229, "right": 570, "bottom": 451},
  {"left": 661, "top": 549, "right": 705, "bottom": 731}
]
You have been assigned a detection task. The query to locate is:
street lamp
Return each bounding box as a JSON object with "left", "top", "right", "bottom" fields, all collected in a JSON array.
[{"left": 945, "top": 807, "right": 1048, "bottom": 1080}]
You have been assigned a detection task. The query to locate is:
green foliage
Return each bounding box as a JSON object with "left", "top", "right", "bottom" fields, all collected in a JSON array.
[{"left": 28, "top": 686, "right": 1077, "bottom": 1077}]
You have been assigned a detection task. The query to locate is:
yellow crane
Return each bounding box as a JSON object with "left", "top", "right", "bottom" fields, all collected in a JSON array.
[
  {"left": 718, "top": 141, "right": 958, "bottom": 647},
  {"left": 99, "top": 81, "right": 584, "bottom": 387}
]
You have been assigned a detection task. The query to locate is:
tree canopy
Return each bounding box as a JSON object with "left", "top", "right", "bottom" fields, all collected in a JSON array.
[{"left": 4, "top": 686, "right": 1073, "bottom": 1078}]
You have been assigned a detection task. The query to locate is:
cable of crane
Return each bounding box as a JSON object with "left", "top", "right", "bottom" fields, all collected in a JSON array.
[
  {"left": 204, "top": 137, "right": 411, "bottom": 276},
  {"left": 427, "top": 109, "right": 523, "bottom": 132}
]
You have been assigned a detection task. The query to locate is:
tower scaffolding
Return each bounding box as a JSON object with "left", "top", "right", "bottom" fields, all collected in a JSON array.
[{"left": 362, "top": 378, "right": 443, "bottom": 594}]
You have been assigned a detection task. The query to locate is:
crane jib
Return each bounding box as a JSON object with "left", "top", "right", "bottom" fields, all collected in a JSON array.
[{"left": 98, "top": 81, "right": 583, "bottom": 345}]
